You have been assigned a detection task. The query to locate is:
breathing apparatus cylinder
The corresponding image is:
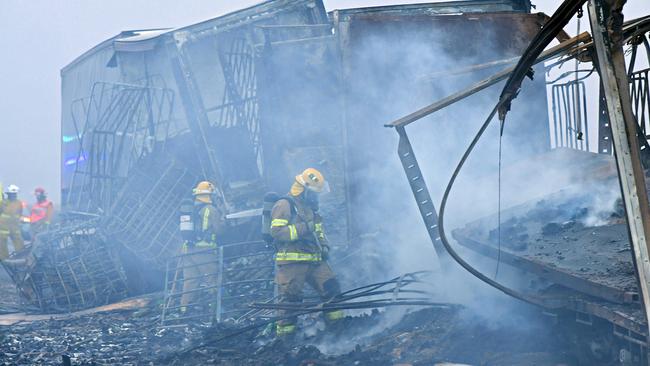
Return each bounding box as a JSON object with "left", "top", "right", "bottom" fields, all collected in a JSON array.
[
  {"left": 179, "top": 198, "right": 195, "bottom": 242},
  {"left": 262, "top": 192, "right": 280, "bottom": 244}
]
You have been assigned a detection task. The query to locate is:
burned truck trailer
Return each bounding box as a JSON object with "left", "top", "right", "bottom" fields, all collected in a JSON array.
[
  {"left": 7, "top": 0, "right": 551, "bottom": 313},
  {"left": 382, "top": 4, "right": 650, "bottom": 364}
]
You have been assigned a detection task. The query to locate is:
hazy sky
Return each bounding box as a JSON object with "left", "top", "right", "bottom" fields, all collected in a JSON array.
[{"left": 0, "top": 0, "right": 648, "bottom": 204}]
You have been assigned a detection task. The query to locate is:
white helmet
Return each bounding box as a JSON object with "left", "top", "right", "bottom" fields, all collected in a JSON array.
[{"left": 6, "top": 184, "right": 19, "bottom": 194}]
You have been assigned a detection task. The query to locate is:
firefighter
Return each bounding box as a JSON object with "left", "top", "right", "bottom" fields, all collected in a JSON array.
[
  {"left": 180, "top": 181, "right": 225, "bottom": 314},
  {"left": 270, "top": 168, "right": 343, "bottom": 337},
  {"left": 0, "top": 185, "right": 25, "bottom": 260},
  {"left": 29, "top": 187, "right": 54, "bottom": 238}
]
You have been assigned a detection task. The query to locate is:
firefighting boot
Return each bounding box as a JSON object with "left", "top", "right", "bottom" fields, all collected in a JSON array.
[{"left": 275, "top": 321, "right": 297, "bottom": 341}]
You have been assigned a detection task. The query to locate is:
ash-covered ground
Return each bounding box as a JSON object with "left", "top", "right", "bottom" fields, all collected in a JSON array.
[{"left": 0, "top": 266, "right": 575, "bottom": 366}]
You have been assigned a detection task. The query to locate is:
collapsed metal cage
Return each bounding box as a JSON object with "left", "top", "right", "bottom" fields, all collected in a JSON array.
[
  {"left": 3, "top": 219, "right": 129, "bottom": 313},
  {"left": 102, "top": 160, "right": 198, "bottom": 269}
]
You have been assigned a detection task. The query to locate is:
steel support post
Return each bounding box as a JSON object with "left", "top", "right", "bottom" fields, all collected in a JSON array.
[
  {"left": 215, "top": 246, "right": 224, "bottom": 323},
  {"left": 161, "top": 260, "right": 171, "bottom": 324},
  {"left": 588, "top": 0, "right": 650, "bottom": 343}
]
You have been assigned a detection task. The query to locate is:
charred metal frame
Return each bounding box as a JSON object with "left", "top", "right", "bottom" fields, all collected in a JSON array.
[
  {"left": 587, "top": 0, "right": 650, "bottom": 343},
  {"left": 3, "top": 218, "right": 129, "bottom": 313},
  {"left": 214, "top": 37, "right": 261, "bottom": 164},
  {"left": 102, "top": 161, "right": 198, "bottom": 269},
  {"left": 631, "top": 68, "right": 650, "bottom": 138},
  {"left": 165, "top": 0, "right": 328, "bottom": 207},
  {"left": 550, "top": 79, "right": 590, "bottom": 150},
  {"left": 384, "top": 0, "right": 650, "bottom": 353},
  {"left": 65, "top": 82, "right": 175, "bottom": 213},
  {"left": 161, "top": 240, "right": 274, "bottom": 326}
]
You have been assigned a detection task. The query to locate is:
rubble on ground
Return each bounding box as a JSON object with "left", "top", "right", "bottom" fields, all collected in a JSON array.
[{"left": 0, "top": 287, "right": 574, "bottom": 366}]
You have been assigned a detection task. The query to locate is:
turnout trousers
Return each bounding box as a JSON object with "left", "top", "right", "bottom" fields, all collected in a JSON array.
[
  {"left": 275, "top": 260, "right": 343, "bottom": 336},
  {"left": 0, "top": 226, "right": 23, "bottom": 260},
  {"left": 180, "top": 246, "right": 219, "bottom": 311}
]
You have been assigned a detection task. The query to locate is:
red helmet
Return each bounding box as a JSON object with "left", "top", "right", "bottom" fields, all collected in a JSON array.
[{"left": 35, "top": 187, "right": 46, "bottom": 196}]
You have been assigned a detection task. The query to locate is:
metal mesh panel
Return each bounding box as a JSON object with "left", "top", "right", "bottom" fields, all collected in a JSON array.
[
  {"left": 550, "top": 80, "right": 590, "bottom": 151},
  {"left": 65, "top": 82, "right": 175, "bottom": 213},
  {"left": 161, "top": 240, "right": 274, "bottom": 326},
  {"left": 631, "top": 68, "right": 650, "bottom": 137}
]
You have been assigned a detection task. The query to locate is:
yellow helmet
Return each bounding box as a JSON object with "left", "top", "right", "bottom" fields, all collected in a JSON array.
[
  {"left": 193, "top": 181, "right": 215, "bottom": 203},
  {"left": 295, "top": 168, "right": 329, "bottom": 193}
]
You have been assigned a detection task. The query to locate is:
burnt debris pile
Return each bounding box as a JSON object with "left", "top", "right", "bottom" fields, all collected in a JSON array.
[{"left": 0, "top": 294, "right": 572, "bottom": 366}]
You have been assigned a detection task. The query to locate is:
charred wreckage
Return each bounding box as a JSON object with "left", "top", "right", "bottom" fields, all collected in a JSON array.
[{"left": 2, "top": 0, "right": 650, "bottom": 365}]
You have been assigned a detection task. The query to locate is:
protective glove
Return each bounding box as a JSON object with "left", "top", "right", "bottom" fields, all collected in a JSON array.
[
  {"left": 306, "top": 220, "right": 316, "bottom": 233},
  {"left": 321, "top": 244, "right": 330, "bottom": 261}
]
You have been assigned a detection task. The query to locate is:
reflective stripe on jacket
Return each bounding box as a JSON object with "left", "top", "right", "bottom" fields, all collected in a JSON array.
[
  {"left": 271, "top": 218, "right": 298, "bottom": 241},
  {"left": 275, "top": 251, "right": 322, "bottom": 262},
  {"left": 270, "top": 196, "right": 328, "bottom": 263},
  {"left": 182, "top": 240, "right": 217, "bottom": 253},
  {"left": 181, "top": 203, "right": 224, "bottom": 254}
]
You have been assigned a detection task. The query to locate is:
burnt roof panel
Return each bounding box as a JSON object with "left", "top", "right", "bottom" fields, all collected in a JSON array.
[{"left": 331, "top": 0, "right": 531, "bottom": 21}]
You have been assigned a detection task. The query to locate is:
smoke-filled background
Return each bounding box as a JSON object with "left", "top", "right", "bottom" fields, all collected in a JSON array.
[
  {"left": 1, "top": 0, "right": 650, "bottom": 353},
  {"left": 0, "top": 0, "right": 647, "bottom": 203}
]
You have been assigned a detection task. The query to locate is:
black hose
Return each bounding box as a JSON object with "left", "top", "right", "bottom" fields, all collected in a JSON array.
[
  {"left": 251, "top": 290, "right": 431, "bottom": 309},
  {"left": 498, "top": 0, "right": 588, "bottom": 120},
  {"left": 173, "top": 299, "right": 451, "bottom": 358},
  {"left": 436, "top": 104, "right": 547, "bottom": 306},
  {"left": 434, "top": 0, "right": 590, "bottom": 310}
]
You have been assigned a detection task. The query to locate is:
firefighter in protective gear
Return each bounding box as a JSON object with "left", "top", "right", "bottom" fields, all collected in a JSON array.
[
  {"left": 0, "top": 185, "right": 25, "bottom": 260},
  {"left": 271, "top": 168, "right": 343, "bottom": 337},
  {"left": 180, "top": 181, "right": 225, "bottom": 313},
  {"left": 29, "top": 187, "right": 54, "bottom": 238}
]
